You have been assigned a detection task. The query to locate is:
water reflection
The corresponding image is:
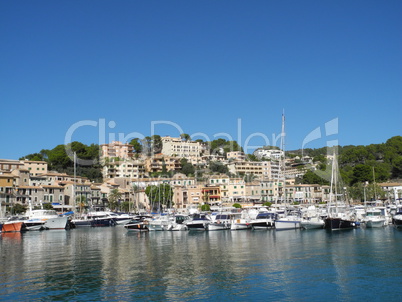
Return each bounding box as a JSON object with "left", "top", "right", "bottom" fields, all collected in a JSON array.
[{"left": 1, "top": 227, "right": 402, "bottom": 301}]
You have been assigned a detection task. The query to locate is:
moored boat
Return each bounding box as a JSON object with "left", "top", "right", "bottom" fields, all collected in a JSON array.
[
  {"left": 301, "top": 216, "right": 325, "bottom": 230},
  {"left": 208, "top": 213, "right": 232, "bottom": 231},
  {"left": 183, "top": 213, "right": 211, "bottom": 231},
  {"left": 124, "top": 219, "right": 149, "bottom": 232},
  {"left": 392, "top": 211, "right": 402, "bottom": 228},
  {"left": 2, "top": 219, "right": 26, "bottom": 232},
  {"left": 364, "top": 208, "right": 386, "bottom": 228}
]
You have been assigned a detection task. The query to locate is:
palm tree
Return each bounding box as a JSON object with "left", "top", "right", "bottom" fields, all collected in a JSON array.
[{"left": 108, "top": 189, "right": 122, "bottom": 211}]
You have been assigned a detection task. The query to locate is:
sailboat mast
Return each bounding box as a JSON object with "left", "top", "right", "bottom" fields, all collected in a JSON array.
[
  {"left": 73, "top": 152, "right": 76, "bottom": 214},
  {"left": 280, "top": 112, "right": 286, "bottom": 204}
]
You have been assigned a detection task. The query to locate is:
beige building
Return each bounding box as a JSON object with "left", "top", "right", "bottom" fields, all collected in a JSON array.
[
  {"left": 21, "top": 160, "right": 48, "bottom": 176},
  {"left": 0, "top": 173, "right": 16, "bottom": 214},
  {"left": 102, "top": 159, "right": 146, "bottom": 179},
  {"left": 0, "top": 159, "right": 24, "bottom": 172},
  {"left": 227, "top": 151, "right": 246, "bottom": 162},
  {"left": 101, "top": 141, "right": 133, "bottom": 160},
  {"left": 145, "top": 154, "right": 181, "bottom": 174},
  {"left": 161, "top": 136, "right": 203, "bottom": 164},
  {"left": 173, "top": 184, "right": 203, "bottom": 210}
]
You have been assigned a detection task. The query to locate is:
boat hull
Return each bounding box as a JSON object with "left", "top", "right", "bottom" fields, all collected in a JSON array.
[
  {"left": 208, "top": 222, "right": 230, "bottom": 231},
  {"left": 392, "top": 216, "right": 402, "bottom": 228},
  {"left": 301, "top": 221, "right": 324, "bottom": 230},
  {"left": 186, "top": 222, "right": 208, "bottom": 231},
  {"left": 45, "top": 216, "right": 69, "bottom": 229},
  {"left": 2, "top": 221, "right": 25, "bottom": 232},
  {"left": 124, "top": 222, "right": 149, "bottom": 232},
  {"left": 365, "top": 219, "right": 385, "bottom": 228},
  {"left": 275, "top": 219, "right": 301, "bottom": 230},
  {"left": 324, "top": 217, "right": 356, "bottom": 230}
]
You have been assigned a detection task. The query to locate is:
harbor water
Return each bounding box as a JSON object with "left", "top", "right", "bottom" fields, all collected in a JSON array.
[{"left": 1, "top": 227, "right": 402, "bottom": 301}]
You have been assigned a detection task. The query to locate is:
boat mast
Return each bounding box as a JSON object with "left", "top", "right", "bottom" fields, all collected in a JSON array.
[
  {"left": 280, "top": 111, "right": 286, "bottom": 204},
  {"left": 73, "top": 151, "right": 76, "bottom": 215}
]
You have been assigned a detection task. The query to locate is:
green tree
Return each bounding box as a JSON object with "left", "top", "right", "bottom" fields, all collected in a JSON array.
[
  {"left": 232, "top": 203, "right": 242, "bottom": 209},
  {"left": 209, "top": 139, "right": 243, "bottom": 156},
  {"left": 145, "top": 183, "right": 173, "bottom": 212},
  {"left": 201, "top": 204, "right": 211, "bottom": 211},
  {"left": 10, "top": 203, "right": 27, "bottom": 215},
  {"left": 129, "top": 138, "right": 143, "bottom": 158},
  {"left": 180, "top": 133, "right": 191, "bottom": 141},
  {"left": 351, "top": 164, "right": 373, "bottom": 185},
  {"left": 180, "top": 158, "right": 195, "bottom": 176},
  {"left": 299, "top": 170, "right": 329, "bottom": 185},
  {"left": 108, "top": 189, "right": 122, "bottom": 211},
  {"left": 247, "top": 154, "right": 259, "bottom": 161},
  {"left": 209, "top": 161, "right": 228, "bottom": 174}
]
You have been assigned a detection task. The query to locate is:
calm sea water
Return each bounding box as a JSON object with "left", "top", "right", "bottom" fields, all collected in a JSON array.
[{"left": 1, "top": 226, "right": 402, "bottom": 301}]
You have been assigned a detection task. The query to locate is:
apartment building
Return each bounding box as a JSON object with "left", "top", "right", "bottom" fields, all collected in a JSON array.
[
  {"left": 173, "top": 184, "right": 203, "bottom": 210},
  {"left": 15, "top": 186, "right": 44, "bottom": 205},
  {"left": 228, "top": 161, "right": 278, "bottom": 180},
  {"left": 161, "top": 136, "right": 203, "bottom": 164},
  {"left": 253, "top": 148, "right": 284, "bottom": 160},
  {"left": 0, "top": 173, "right": 16, "bottom": 213},
  {"left": 21, "top": 160, "right": 48, "bottom": 176},
  {"left": 101, "top": 141, "right": 133, "bottom": 160},
  {"left": 102, "top": 160, "right": 146, "bottom": 179},
  {"left": 144, "top": 154, "right": 181, "bottom": 174},
  {"left": 0, "top": 159, "right": 24, "bottom": 172},
  {"left": 227, "top": 151, "right": 246, "bottom": 162}
]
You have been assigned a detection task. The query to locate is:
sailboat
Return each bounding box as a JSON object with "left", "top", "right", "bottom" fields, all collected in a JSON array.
[
  {"left": 324, "top": 151, "right": 357, "bottom": 230},
  {"left": 273, "top": 112, "right": 302, "bottom": 230}
]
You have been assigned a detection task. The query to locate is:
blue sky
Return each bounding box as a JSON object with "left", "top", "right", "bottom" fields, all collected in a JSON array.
[{"left": 1, "top": 0, "right": 401, "bottom": 159}]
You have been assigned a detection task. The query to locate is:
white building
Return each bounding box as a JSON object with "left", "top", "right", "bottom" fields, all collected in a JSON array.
[{"left": 253, "top": 148, "right": 284, "bottom": 160}]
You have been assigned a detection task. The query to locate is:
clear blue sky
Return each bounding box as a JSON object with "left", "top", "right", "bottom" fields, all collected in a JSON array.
[{"left": 1, "top": 0, "right": 401, "bottom": 159}]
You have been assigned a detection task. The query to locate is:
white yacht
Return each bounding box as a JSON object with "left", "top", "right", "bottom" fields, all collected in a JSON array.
[
  {"left": 29, "top": 209, "right": 69, "bottom": 229},
  {"left": 363, "top": 208, "right": 386, "bottom": 228}
]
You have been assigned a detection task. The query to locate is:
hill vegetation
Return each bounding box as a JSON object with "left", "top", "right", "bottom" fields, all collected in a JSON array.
[{"left": 20, "top": 136, "right": 402, "bottom": 187}]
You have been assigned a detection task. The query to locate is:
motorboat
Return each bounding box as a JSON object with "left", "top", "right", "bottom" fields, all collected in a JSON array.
[
  {"left": 275, "top": 210, "right": 302, "bottom": 230},
  {"left": 183, "top": 213, "right": 211, "bottom": 231},
  {"left": 250, "top": 212, "right": 276, "bottom": 230},
  {"left": 167, "top": 214, "right": 189, "bottom": 231},
  {"left": 124, "top": 218, "right": 149, "bottom": 232},
  {"left": 148, "top": 214, "right": 171, "bottom": 231},
  {"left": 2, "top": 217, "right": 27, "bottom": 232},
  {"left": 363, "top": 208, "right": 386, "bottom": 228},
  {"left": 28, "top": 209, "right": 69, "bottom": 229},
  {"left": 71, "top": 210, "right": 117, "bottom": 227},
  {"left": 300, "top": 216, "right": 325, "bottom": 230},
  {"left": 300, "top": 206, "right": 325, "bottom": 230},
  {"left": 392, "top": 211, "right": 402, "bottom": 228},
  {"left": 230, "top": 212, "right": 251, "bottom": 230},
  {"left": 208, "top": 213, "right": 232, "bottom": 231}
]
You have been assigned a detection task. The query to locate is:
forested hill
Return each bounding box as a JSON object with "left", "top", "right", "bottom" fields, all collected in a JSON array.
[
  {"left": 20, "top": 142, "right": 103, "bottom": 182},
  {"left": 19, "top": 136, "right": 402, "bottom": 185},
  {"left": 291, "top": 136, "right": 402, "bottom": 185}
]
